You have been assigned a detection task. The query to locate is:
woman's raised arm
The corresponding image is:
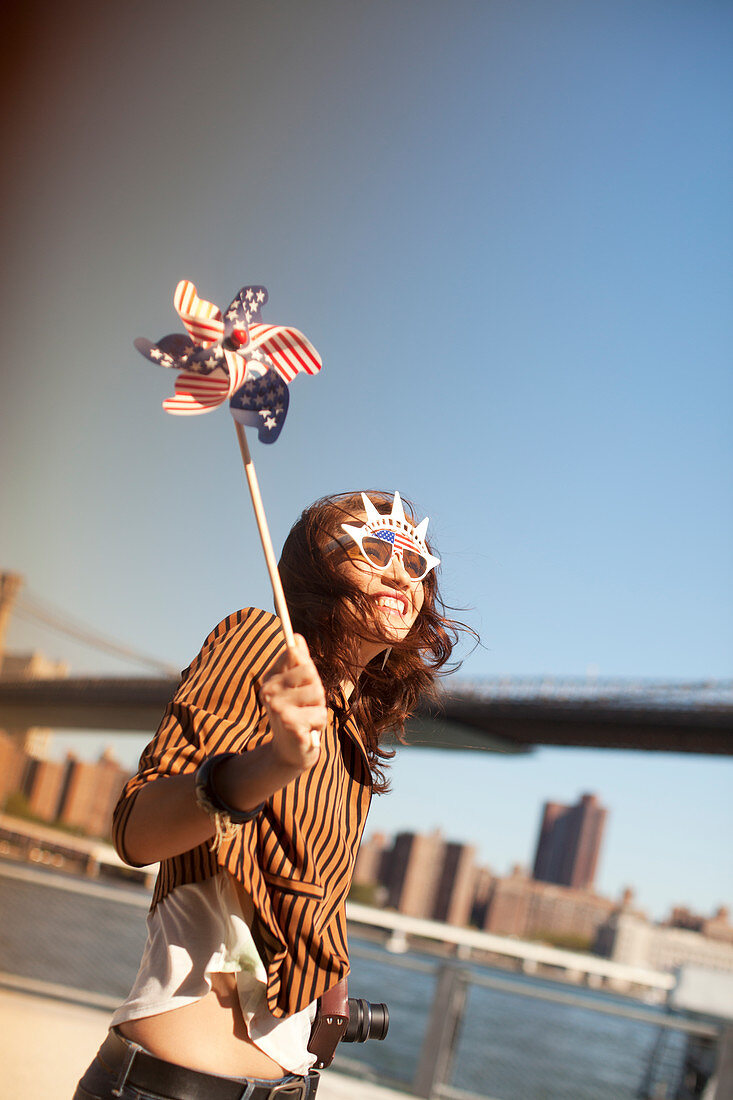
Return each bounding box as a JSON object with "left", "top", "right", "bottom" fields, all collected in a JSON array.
[{"left": 117, "top": 635, "right": 327, "bottom": 867}]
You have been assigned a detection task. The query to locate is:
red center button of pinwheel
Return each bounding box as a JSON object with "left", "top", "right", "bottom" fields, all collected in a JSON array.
[{"left": 230, "top": 328, "right": 248, "bottom": 347}]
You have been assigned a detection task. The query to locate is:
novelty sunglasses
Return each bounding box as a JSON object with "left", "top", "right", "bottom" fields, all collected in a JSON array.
[
  {"left": 329, "top": 530, "right": 435, "bottom": 582},
  {"left": 327, "top": 491, "right": 441, "bottom": 582}
]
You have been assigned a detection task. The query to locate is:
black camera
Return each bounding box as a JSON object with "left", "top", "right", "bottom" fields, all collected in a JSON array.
[
  {"left": 308, "top": 981, "right": 389, "bottom": 1068},
  {"left": 342, "top": 997, "right": 389, "bottom": 1044}
]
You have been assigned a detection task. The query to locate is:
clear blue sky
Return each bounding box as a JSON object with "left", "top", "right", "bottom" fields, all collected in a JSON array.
[{"left": 1, "top": 1, "right": 731, "bottom": 920}]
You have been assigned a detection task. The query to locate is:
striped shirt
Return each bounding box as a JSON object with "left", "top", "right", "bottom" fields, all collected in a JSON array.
[{"left": 112, "top": 607, "right": 373, "bottom": 1018}]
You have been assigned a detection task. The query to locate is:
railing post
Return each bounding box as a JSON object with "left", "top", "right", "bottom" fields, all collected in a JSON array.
[
  {"left": 715, "top": 1025, "right": 733, "bottom": 1100},
  {"left": 413, "top": 964, "right": 469, "bottom": 1099}
]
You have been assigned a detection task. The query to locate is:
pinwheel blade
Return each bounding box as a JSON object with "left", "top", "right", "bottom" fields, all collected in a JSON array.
[
  {"left": 134, "top": 334, "right": 194, "bottom": 368},
  {"left": 163, "top": 368, "right": 229, "bottom": 415},
  {"left": 174, "top": 280, "right": 225, "bottom": 348},
  {"left": 225, "top": 286, "right": 269, "bottom": 327},
  {"left": 222, "top": 349, "right": 250, "bottom": 394},
  {"left": 229, "top": 370, "right": 290, "bottom": 443},
  {"left": 248, "top": 324, "right": 322, "bottom": 383}
]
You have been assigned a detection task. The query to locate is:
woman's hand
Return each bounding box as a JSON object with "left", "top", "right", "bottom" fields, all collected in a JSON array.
[{"left": 258, "top": 634, "right": 327, "bottom": 771}]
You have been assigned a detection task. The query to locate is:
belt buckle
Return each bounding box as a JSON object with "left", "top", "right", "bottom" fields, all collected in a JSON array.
[{"left": 266, "top": 1081, "right": 308, "bottom": 1100}]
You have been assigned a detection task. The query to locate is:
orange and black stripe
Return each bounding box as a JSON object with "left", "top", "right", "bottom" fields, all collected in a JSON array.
[{"left": 112, "top": 607, "right": 373, "bottom": 1018}]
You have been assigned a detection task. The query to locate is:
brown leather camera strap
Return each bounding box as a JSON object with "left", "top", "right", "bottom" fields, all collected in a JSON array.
[{"left": 307, "top": 978, "right": 349, "bottom": 1069}]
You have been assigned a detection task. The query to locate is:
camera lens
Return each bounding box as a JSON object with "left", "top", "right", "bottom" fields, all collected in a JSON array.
[
  {"left": 365, "top": 1001, "right": 389, "bottom": 1041},
  {"left": 343, "top": 998, "right": 389, "bottom": 1043}
]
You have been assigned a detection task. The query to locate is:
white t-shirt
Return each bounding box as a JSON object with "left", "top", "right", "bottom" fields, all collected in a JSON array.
[{"left": 111, "top": 872, "right": 318, "bottom": 1075}]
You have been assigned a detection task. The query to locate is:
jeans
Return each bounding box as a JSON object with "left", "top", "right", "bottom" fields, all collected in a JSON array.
[{"left": 73, "top": 1032, "right": 317, "bottom": 1099}]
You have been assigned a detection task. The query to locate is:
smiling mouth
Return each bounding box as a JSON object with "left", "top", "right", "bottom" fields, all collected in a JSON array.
[{"left": 375, "top": 594, "right": 409, "bottom": 616}]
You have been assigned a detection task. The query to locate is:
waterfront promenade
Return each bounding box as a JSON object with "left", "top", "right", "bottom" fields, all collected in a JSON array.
[
  {"left": 0, "top": 857, "right": 415, "bottom": 1100},
  {"left": 3, "top": 857, "right": 723, "bottom": 1099},
  {"left": 0, "top": 982, "right": 412, "bottom": 1100}
]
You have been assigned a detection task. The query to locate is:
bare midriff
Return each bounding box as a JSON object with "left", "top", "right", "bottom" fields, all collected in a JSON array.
[{"left": 117, "top": 972, "right": 287, "bottom": 1080}]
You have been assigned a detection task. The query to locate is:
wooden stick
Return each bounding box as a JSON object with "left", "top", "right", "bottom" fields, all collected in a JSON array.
[{"left": 234, "top": 421, "right": 296, "bottom": 652}]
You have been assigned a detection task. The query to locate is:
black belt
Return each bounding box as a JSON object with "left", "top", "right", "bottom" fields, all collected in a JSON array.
[{"left": 97, "top": 1028, "right": 319, "bottom": 1100}]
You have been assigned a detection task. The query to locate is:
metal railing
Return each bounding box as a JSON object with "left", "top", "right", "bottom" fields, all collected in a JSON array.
[
  {"left": 346, "top": 900, "right": 676, "bottom": 994},
  {"left": 344, "top": 945, "right": 727, "bottom": 1100}
]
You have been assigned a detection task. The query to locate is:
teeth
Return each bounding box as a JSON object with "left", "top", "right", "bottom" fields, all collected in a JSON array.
[{"left": 377, "top": 596, "right": 405, "bottom": 614}]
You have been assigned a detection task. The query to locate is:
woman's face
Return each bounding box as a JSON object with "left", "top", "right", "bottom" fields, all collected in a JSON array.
[{"left": 336, "top": 525, "right": 425, "bottom": 646}]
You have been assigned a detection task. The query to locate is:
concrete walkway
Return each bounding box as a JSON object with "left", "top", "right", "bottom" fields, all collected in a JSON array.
[{"left": 0, "top": 984, "right": 412, "bottom": 1100}]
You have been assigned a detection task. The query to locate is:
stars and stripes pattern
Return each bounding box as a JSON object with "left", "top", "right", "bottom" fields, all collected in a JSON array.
[
  {"left": 160, "top": 348, "right": 251, "bottom": 417},
  {"left": 163, "top": 367, "right": 230, "bottom": 414},
  {"left": 229, "top": 368, "right": 290, "bottom": 445},
  {"left": 226, "top": 285, "right": 269, "bottom": 327},
  {"left": 134, "top": 279, "right": 322, "bottom": 442},
  {"left": 173, "top": 281, "right": 227, "bottom": 347},
  {"left": 373, "top": 527, "right": 423, "bottom": 560},
  {"left": 249, "top": 323, "right": 322, "bottom": 383}
]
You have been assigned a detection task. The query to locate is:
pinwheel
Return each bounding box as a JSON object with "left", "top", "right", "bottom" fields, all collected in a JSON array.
[
  {"left": 135, "top": 280, "right": 324, "bottom": 649},
  {"left": 135, "top": 280, "right": 321, "bottom": 443}
]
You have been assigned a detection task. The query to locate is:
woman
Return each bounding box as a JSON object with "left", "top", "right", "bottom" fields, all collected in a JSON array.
[{"left": 74, "top": 489, "right": 463, "bottom": 1100}]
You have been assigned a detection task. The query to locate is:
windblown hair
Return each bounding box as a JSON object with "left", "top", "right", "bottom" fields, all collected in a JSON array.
[{"left": 279, "top": 490, "right": 473, "bottom": 792}]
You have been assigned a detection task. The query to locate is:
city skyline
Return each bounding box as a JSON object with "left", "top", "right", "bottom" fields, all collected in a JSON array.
[
  {"left": 352, "top": 821, "right": 732, "bottom": 956},
  {"left": 2, "top": 609, "right": 729, "bottom": 924},
  {"left": 6, "top": 720, "right": 726, "bottom": 941},
  {"left": 7, "top": 693, "right": 728, "bottom": 923},
  {"left": 355, "top": 799, "right": 723, "bottom": 927}
]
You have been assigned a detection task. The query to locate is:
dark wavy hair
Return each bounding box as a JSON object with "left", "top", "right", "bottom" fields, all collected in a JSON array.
[{"left": 278, "top": 490, "right": 472, "bottom": 792}]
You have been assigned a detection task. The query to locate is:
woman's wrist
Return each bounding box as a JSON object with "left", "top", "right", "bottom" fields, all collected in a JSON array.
[
  {"left": 213, "top": 743, "right": 304, "bottom": 812},
  {"left": 194, "top": 753, "right": 264, "bottom": 825}
]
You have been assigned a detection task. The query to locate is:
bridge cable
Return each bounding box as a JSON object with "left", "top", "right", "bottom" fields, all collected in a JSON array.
[{"left": 12, "top": 592, "right": 179, "bottom": 677}]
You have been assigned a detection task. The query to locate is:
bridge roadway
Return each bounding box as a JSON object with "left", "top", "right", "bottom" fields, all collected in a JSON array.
[{"left": 0, "top": 675, "right": 731, "bottom": 753}]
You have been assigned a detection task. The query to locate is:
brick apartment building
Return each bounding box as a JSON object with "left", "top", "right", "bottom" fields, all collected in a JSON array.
[
  {"left": 57, "top": 748, "right": 130, "bottom": 837},
  {"left": 352, "top": 831, "right": 390, "bottom": 890},
  {"left": 383, "top": 829, "right": 450, "bottom": 918},
  {"left": 25, "top": 755, "right": 69, "bottom": 820},
  {"left": 480, "top": 864, "right": 625, "bottom": 943},
  {"left": 433, "top": 840, "right": 478, "bottom": 925},
  {"left": 532, "top": 792, "right": 607, "bottom": 890},
  {"left": 0, "top": 730, "right": 130, "bottom": 841},
  {"left": 0, "top": 730, "right": 28, "bottom": 806},
  {"left": 354, "top": 828, "right": 481, "bottom": 925},
  {"left": 664, "top": 905, "right": 733, "bottom": 945}
]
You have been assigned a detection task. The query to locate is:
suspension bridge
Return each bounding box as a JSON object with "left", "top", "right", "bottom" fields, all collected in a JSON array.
[{"left": 1, "top": 572, "right": 731, "bottom": 755}]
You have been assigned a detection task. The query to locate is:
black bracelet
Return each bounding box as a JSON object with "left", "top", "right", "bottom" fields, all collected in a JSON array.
[{"left": 194, "top": 752, "right": 264, "bottom": 825}]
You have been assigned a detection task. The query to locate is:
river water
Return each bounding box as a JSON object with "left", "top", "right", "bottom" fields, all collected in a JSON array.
[
  {"left": 0, "top": 862, "right": 677, "bottom": 1099},
  {"left": 345, "top": 936, "right": 675, "bottom": 1098}
]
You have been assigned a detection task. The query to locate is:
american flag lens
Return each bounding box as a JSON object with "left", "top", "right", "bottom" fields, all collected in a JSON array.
[{"left": 361, "top": 536, "right": 394, "bottom": 568}]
